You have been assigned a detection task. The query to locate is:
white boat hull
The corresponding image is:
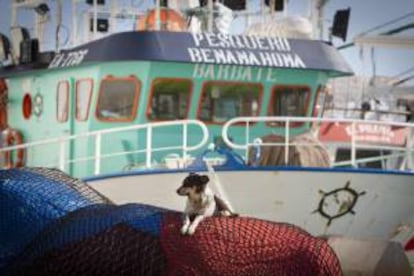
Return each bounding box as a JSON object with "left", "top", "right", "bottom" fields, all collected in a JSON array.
[{"left": 86, "top": 168, "right": 414, "bottom": 241}]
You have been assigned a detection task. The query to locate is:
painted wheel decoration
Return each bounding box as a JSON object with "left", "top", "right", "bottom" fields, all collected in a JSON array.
[
  {"left": 313, "top": 181, "right": 366, "bottom": 226},
  {"left": 33, "top": 92, "right": 43, "bottom": 117}
]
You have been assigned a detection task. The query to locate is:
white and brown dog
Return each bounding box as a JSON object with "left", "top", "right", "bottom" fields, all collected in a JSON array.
[{"left": 176, "top": 172, "right": 237, "bottom": 235}]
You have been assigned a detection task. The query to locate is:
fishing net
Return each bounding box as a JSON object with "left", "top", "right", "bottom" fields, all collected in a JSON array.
[
  {"left": 161, "top": 213, "right": 341, "bottom": 276},
  {"left": 7, "top": 204, "right": 167, "bottom": 276},
  {"left": 1, "top": 168, "right": 342, "bottom": 275},
  {"left": 0, "top": 167, "right": 110, "bottom": 270}
]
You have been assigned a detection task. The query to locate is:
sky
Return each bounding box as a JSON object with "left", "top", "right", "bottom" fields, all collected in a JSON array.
[{"left": 0, "top": 0, "right": 413, "bottom": 83}]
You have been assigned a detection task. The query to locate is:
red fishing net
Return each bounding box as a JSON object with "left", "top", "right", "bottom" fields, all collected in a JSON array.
[{"left": 161, "top": 213, "right": 341, "bottom": 276}]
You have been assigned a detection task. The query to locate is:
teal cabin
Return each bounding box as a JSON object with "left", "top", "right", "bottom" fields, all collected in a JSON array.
[{"left": 0, "top": 31, "right": 352, "bottom": 177}]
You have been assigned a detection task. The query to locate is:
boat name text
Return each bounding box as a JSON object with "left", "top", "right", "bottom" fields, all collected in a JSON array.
[
  {"left": 189, "top": 33, "right": 306, "bottom": 68},
  {"left": 192, "top": 33, "right": 291, "bottom": 51},
  {"left": 345, "top": 124, "right": 397, "bottom": 144},
  {"left": 193, "top": 64, "right": 277, "bottom": 82},
  {"left": 49, "top": 49, "right": 89, "bottom": 68}
]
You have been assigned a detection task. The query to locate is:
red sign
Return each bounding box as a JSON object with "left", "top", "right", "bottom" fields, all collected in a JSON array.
[{"left": 318, "top": 122, "right": 407, "bottom": 146}]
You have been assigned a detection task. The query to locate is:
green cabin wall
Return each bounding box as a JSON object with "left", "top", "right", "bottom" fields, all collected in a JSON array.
[{"left": 5, "top": 61, "right": 330, "bottom": 177}]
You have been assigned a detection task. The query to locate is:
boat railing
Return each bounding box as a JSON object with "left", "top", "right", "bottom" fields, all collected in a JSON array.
[
  {"left": 0, "top": 120, "right": 209, "bottom": 175},
  {"left": 222, "top": 116, "right": 414, "bottom": 171}
]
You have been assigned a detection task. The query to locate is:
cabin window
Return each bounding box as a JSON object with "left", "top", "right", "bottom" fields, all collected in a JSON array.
[
  {"left": 197, "top": 81, "right": 262, "bottom": 124},
  {"left": 56, "top": 81, "right": 69, "bottom": 122},
  {"left": 75, "top": 79, "right": 93, "bottom": 121},
  {"left": 267, "top": 85, "right": 310, "bottom": 127},
  {"left": 147, "top": 78, "right": 192, "bottom": 121},
  {"left": 96, "top": 76, "right": 140, "bottom": 122}
]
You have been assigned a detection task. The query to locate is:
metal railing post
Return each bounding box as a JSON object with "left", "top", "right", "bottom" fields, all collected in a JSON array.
[
  {"left": 245, "top": 121, "right": 250, "bottom": 161},
  {"left": 351, "top": 122, "right": 357, "bottom": 168},
  {"left": 407, "top": 127, "right": 413, "bottom": 169},
  {"left": 284, "top": 119, "right": 290, "bottom": 165},
  {"left": 146, "top": 125, "right": 152, "bottom": 168},
  {"left": 94, "top": 133, "right": 101, "bottom": 175},
  {"left": 59, "top": 138, "right": 66, "bottom": 172},
  {"left": 183, "top": 123, "right": 188, "bottom": 166}
]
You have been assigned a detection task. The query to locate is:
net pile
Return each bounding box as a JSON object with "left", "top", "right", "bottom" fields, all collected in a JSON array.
[
  {"left": 7, "top": 204, "right": 167, "bottom": 275},
  {"left": 0, "top": 167, "right": 111, "bottom": 271},
  {"left": 1, "top": 168, "right": 341, "bottom": 275},
  {"left": 161, "top": 213, "right": 341, "bottom": 276}
]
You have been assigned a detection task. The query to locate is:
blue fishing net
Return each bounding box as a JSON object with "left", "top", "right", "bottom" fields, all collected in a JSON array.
[
  {"left": 7, "top": 203, "right": 167, "bottom": 275},
  {"left": 0, "top": 167, "right": 110, "bottom": 271}
]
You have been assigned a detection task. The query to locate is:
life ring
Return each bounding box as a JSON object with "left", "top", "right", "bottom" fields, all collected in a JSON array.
[{"left": 2, "top": 128, "right": 25, "bottom": 168}]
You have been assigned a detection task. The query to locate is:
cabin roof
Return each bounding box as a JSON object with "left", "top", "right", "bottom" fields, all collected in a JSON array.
[{"left": 0, "top": 31, "right": 353, "bottom": 78}]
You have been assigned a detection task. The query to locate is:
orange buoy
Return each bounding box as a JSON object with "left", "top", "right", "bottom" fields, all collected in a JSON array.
[
  {"left": 2, "top": 128, "right": 25, "bottom": 169},
  {"left": 136, "top": 8, "right": 187, "bottom": 32}
]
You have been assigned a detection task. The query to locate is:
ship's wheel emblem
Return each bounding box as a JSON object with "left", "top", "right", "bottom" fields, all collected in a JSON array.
[{"left": 313, "top": 181, "right": 366, "bottom": 226}]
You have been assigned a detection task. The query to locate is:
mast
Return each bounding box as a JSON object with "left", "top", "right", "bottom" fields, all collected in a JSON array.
[
  {"left": 92, "top": 0, "right": 98, "bottom": 40},
  {"left": 155, "top": 0, "right": 161, "bottom": 31},
  {"left": 208, "top": 0, "right": 214, "bottom": 32},
  {"left": 310, "top": 0, "right": 329, "bottom": 39},
  {"left": 55, "top": 0, "right": 62, "bottom": 52}
]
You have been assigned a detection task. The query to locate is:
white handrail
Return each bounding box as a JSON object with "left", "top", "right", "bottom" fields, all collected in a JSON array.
[
  {"left": 94, "top": 133, "right": 102, "bottom": 175},
  {"left": 222, "top": 116, "right": 414, "bottom": 171},
  {"left": 350, "top": 121, "right": 356, "bottom": 168},
  {"left": 0, "top": 120, "right": 209, "bottom": 174}
]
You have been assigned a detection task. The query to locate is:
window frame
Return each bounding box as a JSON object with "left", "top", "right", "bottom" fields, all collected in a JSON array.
[
  {"left": 56, "top": 80, "right": 70, "bottom": 123},
  {"left": 266, "top": 84, "right": 311, "bottom": 127},
  {"left": 196, "top": 80, "right": 263, "bottom": 125},
  {"left": 146, "top": 77, "right": 193, "bottom": 122},
  {"left": 95, "top": 76, "right": 141, "bottom": 122},
  {"left": 75, "top": 78, "right": 93, "bottom": 122},
  {"left": 312, "top": 85, "right": 327, "bottom": 118}
]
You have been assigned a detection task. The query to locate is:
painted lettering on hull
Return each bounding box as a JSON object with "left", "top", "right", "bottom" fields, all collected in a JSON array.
[
  {"left": 189, "top": 33, "right": 306, "bottom": 69},
  {"left": 193, "top": 64, "right": 277, "bottom": 82},
  {"left": 49, "top": 50, "right": 89, "bottom": 68}
]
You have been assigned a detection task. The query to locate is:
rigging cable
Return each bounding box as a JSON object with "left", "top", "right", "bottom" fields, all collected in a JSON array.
[
  {"left": 337, "top": 11, "right": 414, "bottom": 50},
  {"left": 358, "top": 11, "right": 414, "bottom": 37}
]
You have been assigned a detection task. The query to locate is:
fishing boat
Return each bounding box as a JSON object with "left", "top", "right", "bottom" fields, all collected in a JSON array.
[{"left": 0, "top": 0, "right": 413, "bottom": 271}]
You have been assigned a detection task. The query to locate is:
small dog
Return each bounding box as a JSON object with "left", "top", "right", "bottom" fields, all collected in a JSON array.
[{"left": 176, "top": 173, "right": 237, "bottom": 235}]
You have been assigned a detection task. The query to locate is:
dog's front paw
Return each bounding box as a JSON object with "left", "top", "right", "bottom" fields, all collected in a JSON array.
[
  {"left": 187, "top": 225, "right": 196, "bottom": 235},
  {"left": 181, "top": 225, "right": 189, "bottom": 235}
]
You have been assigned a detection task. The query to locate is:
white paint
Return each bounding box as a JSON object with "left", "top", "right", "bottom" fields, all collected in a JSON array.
[{"left": 88, "top": 169, "right": 414, "bottom": 241}]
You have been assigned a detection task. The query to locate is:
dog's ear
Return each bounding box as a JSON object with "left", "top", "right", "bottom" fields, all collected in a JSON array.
[
  {"left": 200, "top": 175, "right": 209, "bottom": 184},
  {"left": 195, "top": 175, "right": 209, "bottom": 193},
  {"left": 183, "top": 173, "right": 196, "bottom": 186},
  {"left": 195, "top": 183, "right": 207, "bottom": 193}
]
